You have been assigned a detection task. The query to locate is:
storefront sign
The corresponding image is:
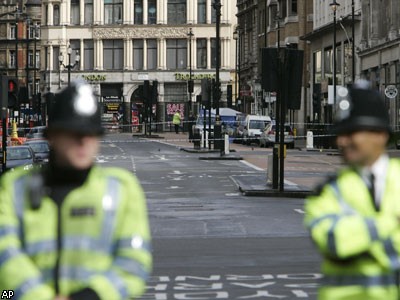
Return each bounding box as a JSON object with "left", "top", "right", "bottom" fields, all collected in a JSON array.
[
  {"left": 103, "top": 96, "right": 122, "bottom": 114},
  {"left": 82, "top": 74, "right": 107, "bottom": 82},
  {"left": 175, "top": 73, "right": 216, "bottom": 81}
]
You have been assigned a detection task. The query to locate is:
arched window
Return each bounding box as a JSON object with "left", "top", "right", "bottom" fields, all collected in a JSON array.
[{"left": 53, "top": 5, "right": 60, "bottom": 25}]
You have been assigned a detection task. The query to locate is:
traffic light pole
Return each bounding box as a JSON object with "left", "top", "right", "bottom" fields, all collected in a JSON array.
[
  {"left": 1, "top": 76, "right": 8, "bottom": 173},
  {"left": 213, "top": 0, "right": 222, "bottom": 152}
]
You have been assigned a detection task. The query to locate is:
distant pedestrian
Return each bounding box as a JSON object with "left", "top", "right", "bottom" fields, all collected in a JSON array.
[
  {"left": 304, "top": 80, "right": 400, "bottom": 299},
  {"left": 173, "top": 110, "right": 181, "bottom": 134},
  {"left": 188, "top": 112, "right": 196, "bottom": 142}
]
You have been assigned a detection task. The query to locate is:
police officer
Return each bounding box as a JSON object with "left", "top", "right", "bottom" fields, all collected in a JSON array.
[
  {"left": 304, "top": 80, "right": 400, "bottom": 299},
  {"left": 0, "top": 81, "right": 152, "bottom": 300},
  {"left": 173, "top": 110, "right": 181, "bottom": 134}
]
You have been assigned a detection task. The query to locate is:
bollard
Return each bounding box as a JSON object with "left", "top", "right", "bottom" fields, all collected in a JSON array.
[
  {"left": 224, "top": 134, "right": 229, "bottom": 155},
  {"left": 306, "top": 131, "right": 314, "bottom": 150},
  {"left": 193, "top": 128, "right": 201, "bottom": 150}
]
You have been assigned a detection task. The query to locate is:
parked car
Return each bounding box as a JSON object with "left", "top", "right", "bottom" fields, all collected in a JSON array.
[
  {"left": 242, "top": 115, "right": 272, "bottom": 145},
  {"left": 2, "top": 145, "right": 37, "bottom": 172},
  {"left": 24, "top": 139, "right": 50, "bottom": 163},
  {"left": 260, "top": 123, "right": 295, "bottom": 148},
  {"left": 26, "top": 126, "right": 47, "bottom": 139}
]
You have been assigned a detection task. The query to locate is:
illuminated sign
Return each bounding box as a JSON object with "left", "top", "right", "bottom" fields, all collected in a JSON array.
[{"left": 175, "top": 73, "right": 216, "bottom": 81}]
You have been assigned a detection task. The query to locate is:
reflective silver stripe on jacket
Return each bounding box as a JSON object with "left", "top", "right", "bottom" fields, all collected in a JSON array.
[
  {"left": 100, "top": 176, "right": 120, "bottom": 253},
  {"left": 0, "top": 247, "right": 22, "bottom": 265},
  {"left": 383, "top": 238, "right": 400, "bottom": 270},
  {"left": 114, "top": 236, "right": 152, "bottom": 253},
  {"left": 41, "top": 266, "right": 129, "bottom": 299},
  {"left": 13, "top": 277, "right": 45, "bottom": 299},
  {"left": 322, "top": 274, "right": 396, "bottom": 287},
  {"left": 0, "top": 226, "right": 18, "bottom": 238},
  {"left": 114, "top": 256, "right": 150, "bottom": 280},
  {"left": 327, "top": 181, "right": 380, "bottom": 255},
  {"left": 14, "top": 176, "right": 27, "bottom": 245}
]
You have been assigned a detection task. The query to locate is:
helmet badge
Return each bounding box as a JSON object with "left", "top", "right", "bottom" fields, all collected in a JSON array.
[{"left": 73, "top": 85, "right": 97, "bottom": 116}]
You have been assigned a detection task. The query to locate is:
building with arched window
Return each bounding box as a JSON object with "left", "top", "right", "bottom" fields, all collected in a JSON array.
[{"left": 40, "top": 0, "right": 237, "bottom": 132}]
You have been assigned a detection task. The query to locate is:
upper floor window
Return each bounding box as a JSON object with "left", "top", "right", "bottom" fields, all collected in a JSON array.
[
  {"left": 28, "top": 50, "right": 40, "bottom": 68},
  {"left": 9, "top": 50, "right": 15, "bottom": 68},
  {"left": 53, "top": 46, "right": 60, "bottom": 70},
  {"left": 84, "top": 40, "right": 94, "bottom": 70},
  {"left": 9, "top": 24, "right": 16, "bottom": 39},
  {"left": 147, "top": 39, "right": 157, "bottom": 69},
  {"left": 54, "top": 5, "right": 60, "bottom": 25},
  {"left": 197, "top": 38, "right": 207, "bottom": 69},
  {"left": 104, "top": 0, "right": 123, "bottom": 25},
  {"left": 211, "top": 0, "right": 216, "bottom": 23},
  {"left": 103, "top": 39, "right": 123, "bottom": 70},
  {"left": 134, "top": 0, "right": 143, "bottom": 24},
  {"left": 166, "top": 39, "right": 186, "bottom": 70},
  {"left": 84, "top": 0, "right": 93, "bottom": 24},
  {"left": 168, "top": 0, "right": 186, "bottom": 25},
  {"left": 290, "top": 0, "right": 298, "bottom": 15},
  {"left": 148, "top": 0, "right": 157, "bottom": 24},
  {"left": 70, "top": 39, "right": 81, "bottom": 70},
  {"left": 28, "top": 24, "right": 40, "bottom": 39},
  {"left": 133, "top": 39, "right": 143, "bottom": 69},
  {"left": 71, "top": 0, "right": 80, "bottom": 25},
  {"left": 197, "top": 0, "right": 206, "bottom": 24}
]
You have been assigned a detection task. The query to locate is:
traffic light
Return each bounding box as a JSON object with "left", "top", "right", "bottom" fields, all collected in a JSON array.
[
  {"left": 226, "top": 84, "right": 232, "bottom": 108},
  {"left": 188, "top": 79, "right": 194, "bottom": 94},
  {"left": 0, "top": 75, "right": 7, "bottom": 112},
  {"left": 151, "top": 80, "right": 158, "bottom": 104},
  {"left": 143, "top": 80, "right": 150, "bottom": 102},
  {"left": 7, "top": 77, "right": 18, "bottom": 109},
  {"left": 200, "top": 79, "right": 211, "bottom": 107}
]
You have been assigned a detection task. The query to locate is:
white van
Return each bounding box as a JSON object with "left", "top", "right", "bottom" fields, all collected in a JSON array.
[{"left": 242, "top": 115, "right": 272, "bottom": 145}]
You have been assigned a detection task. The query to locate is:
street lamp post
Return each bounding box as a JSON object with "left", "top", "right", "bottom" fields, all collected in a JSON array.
[
  {"left": 187, "top": 28, "right": 194, "bottom": 113},
  {"left": 233, "top": 27, "right": 239, "bottom": 109},
  {"left": 59, "top": 46, "right": 80, "bottom": 87},
  {"left": 330, "top": 1, "right": 340, "bottom": 114}
]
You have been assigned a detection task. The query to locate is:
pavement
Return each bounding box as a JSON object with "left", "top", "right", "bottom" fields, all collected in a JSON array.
[{"left": 133, "top": 131, "right": 344, "bottom": 197}]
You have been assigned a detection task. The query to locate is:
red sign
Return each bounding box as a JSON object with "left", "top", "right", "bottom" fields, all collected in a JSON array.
[{"left": 240, "top": 90, "right": 252, "bottom": 96}]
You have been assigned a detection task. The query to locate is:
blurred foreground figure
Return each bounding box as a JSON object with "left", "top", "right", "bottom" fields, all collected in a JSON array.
[
  {"left": 0, "top": 81, "right": 152, "bottom": 300},
  {"left": 304, "top": 80, "right": 400, "bottom": 300}
]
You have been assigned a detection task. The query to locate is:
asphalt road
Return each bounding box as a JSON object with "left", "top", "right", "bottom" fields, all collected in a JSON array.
[{"left": 98, "top": 133, "right": 321, "bottom": 299}]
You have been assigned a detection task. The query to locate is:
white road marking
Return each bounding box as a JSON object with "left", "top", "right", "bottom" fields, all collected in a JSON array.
[
  {"left": 130, "top": 156, "right": 136, "bottom": 173},
  {"left": 155, "top": 155, "right": 168, "bottom": 160},
  {"left": 225, "top": 193, "right": 240, "bottom": 196},
  {"left": 167, "top": 186, "right": 182, "bottom": 189},
  {"left": 240, "top": 160, "right": 265, "bottom": 171},
  {"left": 294, "top": 209, "right": 305, "bottom": 214}
]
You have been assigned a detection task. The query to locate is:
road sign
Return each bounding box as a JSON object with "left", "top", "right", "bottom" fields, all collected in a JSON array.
[{"left": 385, "top": 85, "right": 398, "bottom": 99}]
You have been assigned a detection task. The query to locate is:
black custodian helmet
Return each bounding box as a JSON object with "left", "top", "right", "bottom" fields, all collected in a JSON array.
[
  {"left": 333, "top": 80, "right": 390, "bottom": 135},
  {"left": 47, "top": 81, "right": 104, "bottom": 135}
]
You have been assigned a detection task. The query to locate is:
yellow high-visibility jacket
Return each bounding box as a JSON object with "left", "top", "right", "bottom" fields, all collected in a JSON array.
[
  {"left": 304, "top": 158, "right": 400, "bottom": 300},
  {"left": 172, "top": 113, "right": 181, "bottom": 125},
  {"left": 0, "top": 165, "right": 152, "bottom": 300}
]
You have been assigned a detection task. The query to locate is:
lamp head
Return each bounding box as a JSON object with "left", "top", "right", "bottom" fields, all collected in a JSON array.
[{"left": 330, "top": 1, "right": 340, "bottom": 12}]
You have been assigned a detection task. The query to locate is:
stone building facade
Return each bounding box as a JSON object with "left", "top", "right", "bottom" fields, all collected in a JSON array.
[
  {"left": 358, "top": 0, "right": 400, "bottom": 128},
  {"left": 0, "top": 0, "right": 41, "bottom": 127},
  {"left": 40, "top": 0, "right": 237, "bottom": 131}
]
